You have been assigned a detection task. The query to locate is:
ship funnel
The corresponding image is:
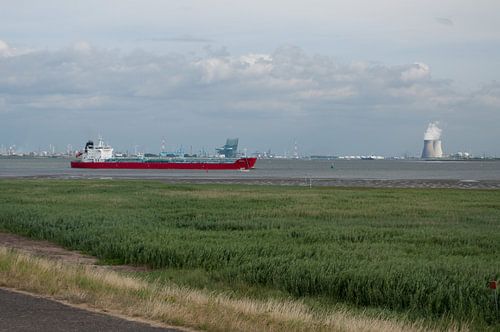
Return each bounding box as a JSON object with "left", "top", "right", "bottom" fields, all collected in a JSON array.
[{"left": 84, "top": 140, "right": 94, "bottom": 153}]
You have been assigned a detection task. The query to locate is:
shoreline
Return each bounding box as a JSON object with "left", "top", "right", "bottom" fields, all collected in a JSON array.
[{"left": 2, "top": 175, "right": 500, "bottom": 189}]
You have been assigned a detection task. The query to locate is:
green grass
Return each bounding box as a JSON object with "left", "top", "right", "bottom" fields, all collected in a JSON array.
[{"left": 0, "top": 179, "right": 499, "bottom": 329}]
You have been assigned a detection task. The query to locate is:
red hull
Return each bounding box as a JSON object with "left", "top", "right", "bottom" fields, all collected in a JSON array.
[{"left": 70, "top": 158, "right": 257, "bottom": 170}]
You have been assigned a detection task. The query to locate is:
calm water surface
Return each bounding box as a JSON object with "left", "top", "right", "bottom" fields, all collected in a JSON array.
[{"left": 1, "top": 158, "right": 500, "bottom": 180}]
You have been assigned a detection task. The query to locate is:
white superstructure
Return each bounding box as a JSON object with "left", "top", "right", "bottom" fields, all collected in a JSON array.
[{"left": 80, "top": 137, "right": 113, "bottom": 162}]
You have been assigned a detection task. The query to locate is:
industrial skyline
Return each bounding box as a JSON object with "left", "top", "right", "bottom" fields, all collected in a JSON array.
[{"left": 1, "top": 130, "right": 493, "bottom": 160}]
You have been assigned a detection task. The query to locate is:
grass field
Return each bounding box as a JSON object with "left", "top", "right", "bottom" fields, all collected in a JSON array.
[{"left": 0, "top": 179, "right": 499, "bottom": 329}]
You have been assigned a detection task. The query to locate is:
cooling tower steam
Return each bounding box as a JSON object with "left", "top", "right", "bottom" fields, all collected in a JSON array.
[
  {"left": 421, "top": 122, "right": 443, "bottom": 158},
  {"left": 424, "top": 122, "right": 442, "bottom": 140}
]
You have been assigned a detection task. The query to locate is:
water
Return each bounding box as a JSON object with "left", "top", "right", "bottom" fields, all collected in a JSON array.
[{"left": 1, "top": 157, "right": 500, "bottom": 181}]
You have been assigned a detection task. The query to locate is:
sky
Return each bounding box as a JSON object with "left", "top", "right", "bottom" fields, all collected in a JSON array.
[{"left": 1, "top": 0, "right": 499, "bottom": 156}]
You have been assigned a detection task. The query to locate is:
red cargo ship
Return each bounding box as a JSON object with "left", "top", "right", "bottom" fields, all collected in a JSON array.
[{"left": 70, "top": 138, "right": 257, "bottom": 170}]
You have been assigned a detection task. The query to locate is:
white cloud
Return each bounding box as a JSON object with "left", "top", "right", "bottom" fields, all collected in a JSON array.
[
  {"left": 0, "top": 40, "right": 9, "bottom": 54},
  {"left": 0, "top": 40, "right": 31, "bottom": 57},
  {"left": 400, "top": 63, "right": 430, "bottom": 82},
  {"left": 72, "top": 41, "right": 92, "bottom": 54},
  {"left": 197, "top": 58, "right": 234, "bottom": 83}
]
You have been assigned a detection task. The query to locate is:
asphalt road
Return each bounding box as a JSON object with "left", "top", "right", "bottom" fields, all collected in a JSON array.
[{"left": 0, "top": 288, "right": 179, "bottom": 332}]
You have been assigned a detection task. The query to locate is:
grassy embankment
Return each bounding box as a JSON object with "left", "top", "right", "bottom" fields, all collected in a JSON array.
[
  {"left": 0, "top": 179, "right": 499, "bottom": 330},
  {"left": 0, "top": 247, "right": 428, "bottom": 332}
]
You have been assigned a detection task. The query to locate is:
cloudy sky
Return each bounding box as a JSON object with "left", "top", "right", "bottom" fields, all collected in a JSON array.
[{"left": 1, "top": 0, "right": 499, "bottom": 156}]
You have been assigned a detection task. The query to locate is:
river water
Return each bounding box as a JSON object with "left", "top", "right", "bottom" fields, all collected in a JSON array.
[{"left": 1, "top": 157, "right": 499, "bottom": 181}]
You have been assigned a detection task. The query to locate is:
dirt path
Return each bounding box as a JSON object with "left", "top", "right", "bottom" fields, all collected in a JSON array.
[{"left": 0, "top": 232, "right": 148, "bottom": 272}]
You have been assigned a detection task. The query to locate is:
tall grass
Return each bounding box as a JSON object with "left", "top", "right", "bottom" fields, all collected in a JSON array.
[
  {"left": 0, "top": 247, "right": 434, "bottom": 332},
  {"left": 0, "top": 180, "right": 499, "bottom": 328}
]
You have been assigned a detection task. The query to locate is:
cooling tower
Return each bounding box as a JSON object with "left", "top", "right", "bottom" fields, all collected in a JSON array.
[
  {"left": 433, "top": 140, "right": 443, "bottom": 158},
  {"left": 421, "top": 140, "right": 435, "bottom": 158}
]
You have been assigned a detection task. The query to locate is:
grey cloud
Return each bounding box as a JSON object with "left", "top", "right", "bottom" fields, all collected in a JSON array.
[
  {"left": 141, "top": 35, "right": 214, "bottom": 43},
  {"left": 470, "top": 81, "right": 500, "bottom": 108},
  {"left": 435, "top": 17, "right": 454, "bottom": 26}
]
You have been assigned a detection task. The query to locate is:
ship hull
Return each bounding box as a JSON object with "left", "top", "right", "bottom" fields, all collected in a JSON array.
[{"left": 70, "top": 157, "right": 257, "bottom": 170}]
